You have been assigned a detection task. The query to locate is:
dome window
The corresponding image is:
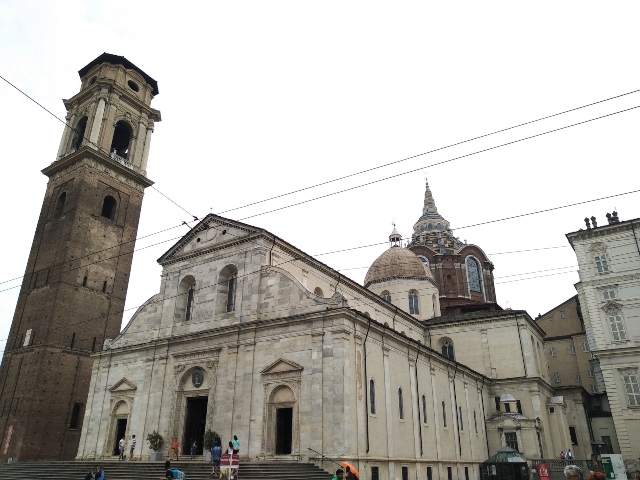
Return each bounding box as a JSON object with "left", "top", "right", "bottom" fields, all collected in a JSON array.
[
  {"left": 381, "top": 291, "right": 391, "bottom": 303},
  {"left": 408, "top": 291, "right": 419, "bottom": 315},
  {"left": 466, "top": 257, "right": 483, "bottom": 293}
]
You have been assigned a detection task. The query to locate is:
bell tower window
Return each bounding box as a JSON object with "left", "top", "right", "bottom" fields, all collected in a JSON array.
[
  {"left": 110, "top": 121, "right": 133, "bottom": 159},
  {"left": 71, "top": 117, "right": 88, "bottom": 150},
  {"left": 54, "top": 192, "right": 66, "bottom": 218},
  {"left": 101, "top": 196, "right": 117, "bottom": 220}
]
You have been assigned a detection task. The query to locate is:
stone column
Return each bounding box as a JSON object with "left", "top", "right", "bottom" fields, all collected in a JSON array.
[
  {"left": 383, "top": 345, "right": 395, "bottom": 479},
  {"left": 449, "top": 373, "right": 461, "bottom": 460},
  {"left": 430, "top": 365, "right": 443, "bottom": 478},
  {"left": 132, "top": 118, "right": 147, "bottom": 168},
  {"left": 140, "top": 125, "right": 154, "bottom": 173},
  {"left": 89, "top": 98, "right": 106, "bottom": 146},
  {"left": 409, "top": 361, "right": 421, "bottom": 458},
  {"left": 56, "top": 114, "right": 75, "bottom": 158}
]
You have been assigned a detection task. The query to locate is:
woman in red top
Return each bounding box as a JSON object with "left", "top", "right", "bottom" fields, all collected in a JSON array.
[{"left": 172, "top": 438, "right": 180, "bottom": 460}]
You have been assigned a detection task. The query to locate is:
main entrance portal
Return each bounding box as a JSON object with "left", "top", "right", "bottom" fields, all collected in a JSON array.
[
  {"left": 183, "top": 397, "right": 208, "bottom": 455},
  {"left": 275, "top": 407, "right": 293, "bottom": 455}
]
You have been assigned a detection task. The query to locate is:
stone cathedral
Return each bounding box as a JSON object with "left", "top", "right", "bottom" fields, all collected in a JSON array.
[{"left": 1, "top": 55, "right": 595, "bottom": 480}]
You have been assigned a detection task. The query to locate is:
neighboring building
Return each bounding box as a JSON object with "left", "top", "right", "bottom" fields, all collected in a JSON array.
[
  {"left": 409, "top": 180, "right": 498, "bottom": 315},
  {"left": 536, "top": 296, "right": 620, "bottom": 457},
  {"left": 566, "top": 213, "right": 640, "bottom": 472},
  {"left": 0, "top": 53, "right": 161, "bottom": 461}
]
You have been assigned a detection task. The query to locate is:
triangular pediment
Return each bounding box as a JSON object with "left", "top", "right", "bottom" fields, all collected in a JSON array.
[
  {"left": 157, "top": 214, "right": 263, "bottom": 264},
  {"left": 109, "top": 377, "right": 137, "bottom": 392},
  {"left": 261, "top": 358, "right": 304, "bottom": 374}
]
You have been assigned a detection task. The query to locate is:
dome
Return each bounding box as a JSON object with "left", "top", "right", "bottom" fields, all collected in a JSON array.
[{"left": 365, "top": 246, "right": 432, "bottom": 287}]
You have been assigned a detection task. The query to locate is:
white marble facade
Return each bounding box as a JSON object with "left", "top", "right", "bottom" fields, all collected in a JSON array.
[{"left": 77, "top": 214, "right": 585, "bottom": 479}]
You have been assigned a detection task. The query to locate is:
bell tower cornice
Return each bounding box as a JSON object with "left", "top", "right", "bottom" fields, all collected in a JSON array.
[{"left": 42, "top": 145, "right": 154, "bottom": 189}]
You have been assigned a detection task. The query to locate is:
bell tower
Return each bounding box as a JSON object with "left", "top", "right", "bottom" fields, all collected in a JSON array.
[{"left": 0, "top": 53, "right": 161, "bottom": 461}]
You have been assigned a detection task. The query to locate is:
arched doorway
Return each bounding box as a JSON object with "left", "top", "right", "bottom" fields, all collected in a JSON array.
[
  {"left": 109, "top": 400, "right": 130, "bottom": 456},
  {"left": 266, "top": 385, "right": 297, "bottom": 456}
]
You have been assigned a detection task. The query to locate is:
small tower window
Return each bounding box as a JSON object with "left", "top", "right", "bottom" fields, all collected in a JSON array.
[
  {"left": 54, "top": 192, "right": 66, "bottom": 218},
  {"left": 381, "top": 291, "right": 391, "bottom": 303},
  {"left": 466, "top": 257, "right": 483, "bottom": 293},
  {"left": 101, "top": 195, "right": 117, "bottom": 220},
  {"left": 409, "top": 291, "right": 419, "bottom": 314},
  {"left": 69, "top": 404, "right": 81, "bottom": 430},
  {"left": 110, "top": 120, "right": 133, "bottom": 159},
  {"left": 442, "top": 401, "right": 447, "bottom": 427},
  {"left": 102, "top": 281, "right": 107, "bottom": 293},
  {"left": 71, "top": 117, "right": 88, "bottom": 150},
  {"left": 441, "top": 341, "right": 454, "bottom": 360},
  {"left": 370, "top": 379, "right": 376, "bottom": 414},
  {"left": 398, "top": 388, "right": 404, "bottom": 419}
]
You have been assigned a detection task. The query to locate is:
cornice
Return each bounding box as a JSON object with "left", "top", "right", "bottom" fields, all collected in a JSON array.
[
  {"left": 42, "top": 146, "right": 153, "bottom": 188},
  {"left": 580, "top": 273, "right": 640, "bottom": 287},
  {"left": 567, "top": 219, "right": 640, "bottom": 242}
]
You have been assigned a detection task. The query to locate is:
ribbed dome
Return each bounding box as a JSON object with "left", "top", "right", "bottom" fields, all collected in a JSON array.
[{"left": 364, "top": 247, "right": 432, "bottom": 287}]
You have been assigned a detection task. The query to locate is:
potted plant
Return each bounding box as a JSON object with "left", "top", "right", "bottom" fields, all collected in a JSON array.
[
  {"left": 203, "top": 429, "right": 219, "bottom": 462},
  {"left": 146, "top": 430, "right": 164, "bottom": 462}
]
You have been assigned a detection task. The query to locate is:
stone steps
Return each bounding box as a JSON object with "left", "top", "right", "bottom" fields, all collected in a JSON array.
[{"left": 0, "top": 460, "right": 332, "bottom": 480}]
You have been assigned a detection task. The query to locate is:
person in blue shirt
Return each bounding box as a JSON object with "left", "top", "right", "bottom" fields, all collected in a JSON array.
[{"left": 211, "top": 440, "right": 222, "bottom": 477}]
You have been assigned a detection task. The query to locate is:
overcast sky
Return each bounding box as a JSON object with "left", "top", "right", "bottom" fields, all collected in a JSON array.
[{"left": 1, "top": 1, "right": 639, "bottom": 353}]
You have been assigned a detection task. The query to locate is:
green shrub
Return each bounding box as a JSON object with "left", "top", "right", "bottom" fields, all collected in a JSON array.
[{"left": 146, "top": 431, "right": 164, "bottom": 452}]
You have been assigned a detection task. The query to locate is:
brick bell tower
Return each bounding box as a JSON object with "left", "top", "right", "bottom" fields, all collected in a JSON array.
[{"left": 0, "top": 53, "right": 161, "bottom": 461}]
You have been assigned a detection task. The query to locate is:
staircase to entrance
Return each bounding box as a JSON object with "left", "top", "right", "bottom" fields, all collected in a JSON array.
[{"left": 0, "top": 460, "right": 332, "bottom": 480}]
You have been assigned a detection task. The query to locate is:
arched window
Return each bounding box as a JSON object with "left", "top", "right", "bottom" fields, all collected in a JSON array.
[
  {"left": 442, "top": 401, "right": 447, "bottom": 427},
  {"left": 82, "top": 275, "right": 88, "bottom": 287},
  {"left": 54, "top": 192, "right": 66, "bottom": 218},
  {"left": 370, "top": 379, "right": 376, "bottom": 414},
  {"left": 110, "top": 120, "right": 133, "bottom": 158},
  {"left": 101, "top": 195, "right": 117, "bottom": 220},
  {"left": 381, "top": 291, "right": 391, "bottom": 303},
  {"left": 409, "top": 291, "right": 419, "bottom": 315},
  {"left": 102, "top": 281, "right": 107, "bottom": 293},
  {"left": 178, "top": 275, "right": 196, "bottom": 321},
  {"left": 466, "top": 257, "right": 483, "bottom": 293},
  {"left": 71, "top": 116, "right": 88, "bottom": 150},
  {"left": 314, "top": 287, "right": 324, "bottom": 297},
  {"left": 417, "top": 255, "right": 430, "bottom": 269},
  {"left": 218, "top": 265, "right": 239, "bottom": 313},
  {"left": 398, "top": 388, "right": 404, "bottom": 419},
  {"left": 441, "top": 341, "right": 454, "bottom": 360},
  {"left": 422, "top": 394, "right": 427, "bottom": 422}
]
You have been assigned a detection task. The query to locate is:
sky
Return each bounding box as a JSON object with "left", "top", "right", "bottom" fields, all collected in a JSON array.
[{"left": 1, "top": 1, "right": 639, "bottom": 354}]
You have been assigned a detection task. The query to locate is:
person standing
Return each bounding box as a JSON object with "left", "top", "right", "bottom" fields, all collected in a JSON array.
[
  {"left": 190, "top": 440, "right": 197, "bottom": 460},
  {"left": 231, "top": 435, "right": 240, "bottom": 455},
  {"left": 118, "top": 437, "right": 126, "bottom": 460},
  {"left": 227, "top": 441, "right": 234, "bottom": 454},
  {"left": 566, "top": 449, "right": 573, "bottom": 459},
  {"left": 332, "top": 469, "right": 344, "bottom": 480},
  {"left": 560, "top": 450, "right": 566, "bottom": 459},
  {"left": 172, "top": 438, "right": 180, "bottom": 461},
  {"left": 129, "top": 435, "right": 137, "bottom": 461},
  {"left": 211, "top": 441, "right": 222, "bottom": 477}
]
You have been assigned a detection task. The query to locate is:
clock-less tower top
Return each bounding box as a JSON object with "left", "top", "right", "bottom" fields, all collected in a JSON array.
[{"left": 0, "top": 54, "right": 161, "bottom": 461}]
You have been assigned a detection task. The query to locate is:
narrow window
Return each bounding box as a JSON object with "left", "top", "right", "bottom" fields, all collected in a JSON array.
[
  {"left": 569, "top": 426, "right": 578, "bottom": 445},
  {"left": 465, "top": 467, "right": 470, "bottom": 480},
  {"left": 409, "top": 291, "right": 419, "bottom": 315},
  {"left": 101, "top": 195, "right": 117, "bottom": 220},
  {"left": 575, "top": 374, "right": 581, "bottom": 382},
  {"left": 609, "top": 315, "right": 627, "bottom": 341},
  {"left": 549, "top": 347, "right": 556, "bottom": 357},
  {"left": 553, "top": 372, "right": 561, "bottom": 383},
  {"left": 494, "top": 396, "right": 501, "bottom": 411},
  {"left": 459, "top": 406, "right": 463, "bottom": 430},
  {"left": 227, "top": 274, "right": 237, "bottom": 312},
  {"left": 398, "top": 388, "right": 404, "bottom": 419},
  {"left": 30, "top": 331, "right": 36, "bottom": 346},
  {"left": 69, "top": 404, "right": 81, "bottom": 429},
  {"left": 474, "top": 410, "right": 477, "bottom": 432},
  {"left": 505, "top": 402, "right": 511, "bottom": 413},
  {"left": 30, "top": 271, "right": 39, "bottom": 289},
  {"left": 45, "top": 269, "right": 50, "bottom": 285},
  {"left": 381, "top": 290, "right": 391, "bottom": 303},
  {"left": 561, "top": 310, "right": 567, "bottom": 318},
  {"left": 102, "top": 281, "right": 107, "bottom": 293},
  {"left": 505, "top": 432, "right": 519, "bottom": 451},
  {"left": 590, "top": 384, "right": 599, "bottom": 394},
  {"left": 110, "top": 120, "right": 132, "bottom": 158},
  {"left": 595, "top": 255, "right": 609, "bottom": 273},
  {"left": 54, "top": 192, "right": 66, "bottom": 218},
  {"left": 422, "top": 395, "right": 427, "bottom": 422},
  {"left": 622, "top": 373, "right": 640, "bottom": 406},
  {"left": 186, "top": 285, "right": 195, "bottom": 320},
  {"left": 586, "top": 368, "right": 594, "bottom": 377},
  {"left": 442, "top": 341, "right": 454, "bottom": 360},
  {"left": 370, "top": 379, "right": 376, "bottom": 414},
  {"left": 582, "top": 342, "right": 590, "bottom": 352},
  {"left": 91, "top": 337, "right": 96, "bottom": 353},
  {"left": 516, "top": 400, "right": 522, "bottom": 414},
  {"left": 427, "top": 467, "right": 433, "bottom": 480},
  {"left": 569, "top": 345, "right": 576, "bottom": 354},
  {"left": 83, "top": 275, "right": 88, "bottom": 287},
  {"left": 603, "top": 289, "right": 616, "bottom": 300},
  {"left": 466, "top": 257, "right": 483, "bottom": 292},
  {"left": 537, "top": 431, "right": 544, "bottom": 457},
  {"left": 71, "top": 117, "right": 88, "bottom": 150},
  {"left": 70, "top": 332, "right": 75, "bottom": 349},
  {"left": 448, "top": 466, "right": 453, "bottom": 480},
  {"left": 402, "top": 467, "right": 409, "bottom": 480},
  {"left": 371, "top": 467, "right": 380, "bottom": 480},
  {"left": 442, "top": 401, "right": 447, "bottom": 427}
]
